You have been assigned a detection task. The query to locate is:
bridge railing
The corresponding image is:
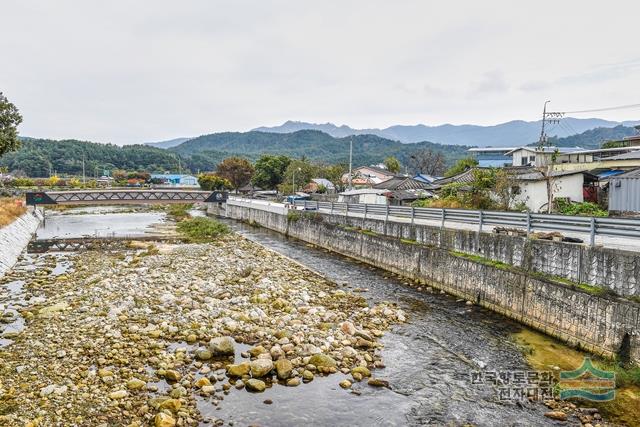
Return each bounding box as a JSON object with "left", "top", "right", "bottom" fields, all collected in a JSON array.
[{"left": 226, "top": 197, "right": 640, "bottom": 246}]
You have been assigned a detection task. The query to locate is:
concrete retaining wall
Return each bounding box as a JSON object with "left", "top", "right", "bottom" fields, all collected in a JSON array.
[
  {"left": 0, "top": 208, "right": 43, "bottom": 277},
  {"left": 215, "top": 203, "right": 640, "bottom": 365}
]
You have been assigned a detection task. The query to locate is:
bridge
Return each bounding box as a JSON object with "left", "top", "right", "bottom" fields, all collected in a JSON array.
[{"left": 25, "top": 189, "right": 228, "bottom": 206}]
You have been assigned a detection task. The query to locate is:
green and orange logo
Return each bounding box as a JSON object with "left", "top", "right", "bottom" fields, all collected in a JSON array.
[{"left": 559, "top": 358, "right": 615, "bottom": 401}]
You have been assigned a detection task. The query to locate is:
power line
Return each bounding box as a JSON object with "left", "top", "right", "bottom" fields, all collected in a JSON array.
[{"left": 564, "top": 103, "right": 640, "bottom": 114}]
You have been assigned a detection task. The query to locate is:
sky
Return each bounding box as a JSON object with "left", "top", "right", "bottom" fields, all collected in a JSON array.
[{"left": 2, "top": 0, "right": 640, "bottom": 144}]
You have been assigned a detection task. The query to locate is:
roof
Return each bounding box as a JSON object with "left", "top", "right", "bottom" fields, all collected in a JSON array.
[
  {"left": 432, "top": 168, "right": 478, "bottom": 185},
  {"left": 310, "top": 178, "right": 335, "bottom": 189},
  {"left": 468, "top": 147, "right": 517, "bottom": 153},
  {"left": 413, "top": 173, "right": 437, "bottom": 183},
  {"left": 150, "top": 174, "right": 197, "bottom": 179},
  {"left": 587, "top": 169, "right": 627, "bottom": 178},
  {"left": 354, "top": 165, "right": 394, "bottom": 176},
  {"left": 385, "top": 189, "right": 435, "bottom": 200},
  {"left": 373, "top": 176, "right": 435, "bottom": 191},
  {"left": 612, "top": 168, "right": 640, "bottom": 179},
  {"left": 606, "top": 150, "right": 640, "bottom": 160},
  {"left": 504, "top": 146, "right": 584, "bottom": 156}
]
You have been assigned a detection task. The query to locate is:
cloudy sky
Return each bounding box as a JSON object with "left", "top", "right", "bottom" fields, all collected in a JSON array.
[{"left": 2, "top": 1, "right": 640, "bottom": 144}]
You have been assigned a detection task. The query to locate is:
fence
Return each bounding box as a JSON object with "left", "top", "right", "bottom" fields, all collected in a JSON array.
[{"left": 226, "top": 197, "right": 640, "bottom": 246}]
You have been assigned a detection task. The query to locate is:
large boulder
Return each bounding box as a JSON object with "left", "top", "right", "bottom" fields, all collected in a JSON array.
[
  {"left": 209, "top": 336, "right": 235, "bottom": 356},
  {"left": 250, "top": 359, "right": 274, "bottom": 378},
  {"left": 245, "top": 378, "right": 266, "bottom": 392},
  {"left": 274, "top": 359, "right": 293, "bottom": 380},
  {"left": 227, "top": 362, "right": 251, "bottom": 377},
  {"left": 309, "top": 354, "right": 337, "bottom": 368}
]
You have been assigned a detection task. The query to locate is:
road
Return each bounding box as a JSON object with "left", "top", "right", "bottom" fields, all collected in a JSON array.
[{"left": 226, "top": 198, "right": 640, "bottom": 253}]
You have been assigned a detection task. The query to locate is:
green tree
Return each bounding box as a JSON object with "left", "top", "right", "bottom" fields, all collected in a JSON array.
[
  {"left": 0, "top": 92, "right": 23, "bottom": 158},
  {"left": 216, "top": 157, "right": 254, "bottom": 191},
  {"left": 198, "top": 173, "right": 232, "bottom": 191},
  {"left": 252, "top": 154, "right": 291, "bottom": 189},
  {"left": 279, "top": 158, "right": 318, "bottom": 194},
  {"left": 383, "top": 156, "right": 401, "bottom": 174},
  {"left": 444, "top": 157, "right": 478, "bottom": 177}
]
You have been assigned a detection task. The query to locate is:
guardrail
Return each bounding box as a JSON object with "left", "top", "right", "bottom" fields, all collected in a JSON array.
[
  {"left": 225, "top": 196, "right": 640, "bottom": 246},
  {"left": 280, "top": 200, "right": 640, "bottom": 246}
]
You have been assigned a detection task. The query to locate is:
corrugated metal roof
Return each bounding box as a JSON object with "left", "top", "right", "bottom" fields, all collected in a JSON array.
[
  {"left": 606, "top": 151, "right": 640, "bottom": 160},
  {"left": 613, "top": 168, "right": 640, "bottom": 179}
]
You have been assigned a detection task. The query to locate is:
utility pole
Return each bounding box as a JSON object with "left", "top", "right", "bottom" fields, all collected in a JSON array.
[
  {"left": 348, "top": 137, "right": 353, "bottom": 190},
  {"left": 536, "top": 101, "right": 564, "bottom": 213},
  {"left": 537, "top": 101, "right": 564, "bottom": 150},
  {"left": 82, "top": 153, "right": 86, "bottom": 185}
]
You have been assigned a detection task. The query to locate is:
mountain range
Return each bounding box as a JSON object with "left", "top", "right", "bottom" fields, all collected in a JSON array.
[{"left": 253, "top": 118, "right": 640, "bottom": 147}]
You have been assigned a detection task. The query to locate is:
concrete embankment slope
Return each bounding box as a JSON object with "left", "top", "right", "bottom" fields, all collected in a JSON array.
[
  {"left": 212, "top": 203, "right": 640, "bottom": 365},
  {"left": 0, "top": 209, "right": 42, "bottom": 277}
]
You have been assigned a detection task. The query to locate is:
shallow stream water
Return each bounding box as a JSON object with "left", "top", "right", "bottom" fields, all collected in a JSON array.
[{"left": 1, "top": 207, "right": 568, "bottom": 426}]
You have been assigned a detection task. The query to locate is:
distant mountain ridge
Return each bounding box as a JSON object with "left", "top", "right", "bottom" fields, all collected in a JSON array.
[
  {"left": 253, "top": 119, "right": 640, "bottom": 147},
  {"left": 144, "top": 137, "right": 191, "bottom": 149},
  {"left": 169, "top": 129, "right": 470, "bottom": 170}
]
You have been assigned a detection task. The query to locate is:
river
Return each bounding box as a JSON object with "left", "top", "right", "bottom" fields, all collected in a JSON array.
[{"left": 2, "top": 207, "right": 565, "bottom": 426}]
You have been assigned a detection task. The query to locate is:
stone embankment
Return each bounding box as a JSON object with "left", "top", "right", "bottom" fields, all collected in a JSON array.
[
  {"left": 0, "top": 209, "right": 42, "bottom": 277},
  {"left": 214, "top": 203, "right": 640, "bottom": 366},
  {"left": 0, "top": 235, "right": 403, "bottom": 426}
]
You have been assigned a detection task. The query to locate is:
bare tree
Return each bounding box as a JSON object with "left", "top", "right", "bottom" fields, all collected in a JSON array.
[{"left": 408, "top": 149, "right": 446, "bottom": 176}]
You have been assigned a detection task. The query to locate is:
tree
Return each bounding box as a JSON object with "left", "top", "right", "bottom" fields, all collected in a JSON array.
[
  {"left": 252, "top": 155, "right": 291, "bottom": 189},
  {"left": 216, "top": 157, "right": 254, "bottom": 191},
  {"left": 383, "top": 156, "right": 401, "bottom": 174},
  {"left": 198, "top": 173, "right": 232, "bottom": 191},
  {"left": 0, "top": 92, "right": 23, "bottom": 158},
  {"left": 279, "top": 158, "right": 318, "bottom": 194},
  {"left": 444, "top": 157, "right": 478, "bottom": 177},
  {"left": 409, "top": 149, "right": 446, "bottom": 176},
  {"left": 494, "top": 169, "right": 520, "bottom": 210}
]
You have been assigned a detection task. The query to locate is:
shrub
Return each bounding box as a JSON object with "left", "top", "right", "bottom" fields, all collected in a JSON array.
[
  {"left": 555, "top": 199, "right": 608, "bottom": 217},
  {"left": 8, "top": 177, "right": 34, "bottom": 187},
  {"left": 176, "top": 217, "right": 230, "bottom": 242},
  {"left": 167, "top": 204, "right": 193, "bottom": 221}
]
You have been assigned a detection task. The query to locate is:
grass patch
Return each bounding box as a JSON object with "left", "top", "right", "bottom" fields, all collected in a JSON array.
[
  {"left": 176, "top": 217, "right": 230, "bottom": 242},
  {"left": 0, "top": 198, "right": 26, "bottom": 227},
  {"left": 287, "top": 210, "right": 301, "bottom": 222},
  {"left": 513, "top": 328, "right": 640, "bottom": 426},
  {"left": 449, "top": 250, "right": 510, "bottom": 270},
  {"left": 400, "top": 238, "right": 419, "bottom": 245},
  {"left": 166, "top": 203, "right": 193, "bottom": 221}
]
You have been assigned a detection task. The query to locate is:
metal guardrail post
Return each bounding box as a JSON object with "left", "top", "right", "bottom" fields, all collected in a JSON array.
[
  {"left": 330, "top": 202, "right": 334, "bottom": 215},
  {"left": 364, "top": 204, "right": 368, "bottom": 220},
  {"left": 478, "top": 210, "right": 483, "bottom": 233},
  {"left": 441, "top": 209, "right": 446, "bottom": 229},
  {"left": 411, "top": 206, "right": 415, "bottom": 225},
  {"left": 590, "top": 217, "right": 596, "bottom": 247},
  {"left": 526, "top": 211, "right": 531, "bottom": 234},
  {"left": 304, "top": 200, "right": 308, "bottom": 210},
  {"left": 385, "top": 204, "right": 389, "bottom": 223},
  {"left": 345, "top": 203, "right": 349, "bottom": 219}
]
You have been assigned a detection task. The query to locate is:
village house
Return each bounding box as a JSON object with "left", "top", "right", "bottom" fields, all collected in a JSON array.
[{"left": 341, "top": 166, "right": 394, "bottom": 187}]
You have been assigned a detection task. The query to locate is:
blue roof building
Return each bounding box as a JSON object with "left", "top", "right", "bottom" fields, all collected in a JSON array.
[{"left": 151, "top": 174, "right": 199, "bottom": 187}]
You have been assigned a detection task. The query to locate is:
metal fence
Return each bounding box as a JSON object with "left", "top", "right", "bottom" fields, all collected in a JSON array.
[{"left": 279, "top": 199, "right": 640, "bottom": 246}]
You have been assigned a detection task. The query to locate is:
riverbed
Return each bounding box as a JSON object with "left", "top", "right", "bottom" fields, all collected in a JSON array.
[{"left": 0, "top": 206, "right": 577, "bottom": 426}]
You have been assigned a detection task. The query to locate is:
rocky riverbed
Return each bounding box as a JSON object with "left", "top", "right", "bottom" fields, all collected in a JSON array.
[{"left": 0, "top": 235, "right": 404, "bottom": 426}]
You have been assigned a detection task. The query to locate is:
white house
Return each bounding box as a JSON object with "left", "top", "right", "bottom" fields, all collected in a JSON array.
[
  {"left": 338, "top": 189, "right": 388, "bottom": 204},
  {"left": 505, "top": 147, "right": 593, "bottom": 167},
  {"left": 511, "top": 170, "right": 595, "bottom": 212}
]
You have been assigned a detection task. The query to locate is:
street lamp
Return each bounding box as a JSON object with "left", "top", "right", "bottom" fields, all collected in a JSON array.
[{"left": 292, "top": 167, "right": 301, "bottom": 194}]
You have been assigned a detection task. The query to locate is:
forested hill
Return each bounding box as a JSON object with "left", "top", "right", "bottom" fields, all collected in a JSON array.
[
  {"left": 546, "top": 125, "right": 638, "bottom": 149},
  {"left": 170, "top": 130, "right": 471, "bottom": 169},
  {"left": 0, "top": 138, "right": 184, "bottom": 177},
  {"left": 0, "top": 131, "right": 472, "bottom": 177}
]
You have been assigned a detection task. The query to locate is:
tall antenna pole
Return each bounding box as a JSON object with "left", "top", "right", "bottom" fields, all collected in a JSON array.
[
  {"left": 538, "top": 100, "right": 550, "bottom": 148},
  {"left": 348, "top": 137, "right": 353, "bottom": 190},
  {"left": 82, "top": 152, "right": 86, "bottom": 185}
]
